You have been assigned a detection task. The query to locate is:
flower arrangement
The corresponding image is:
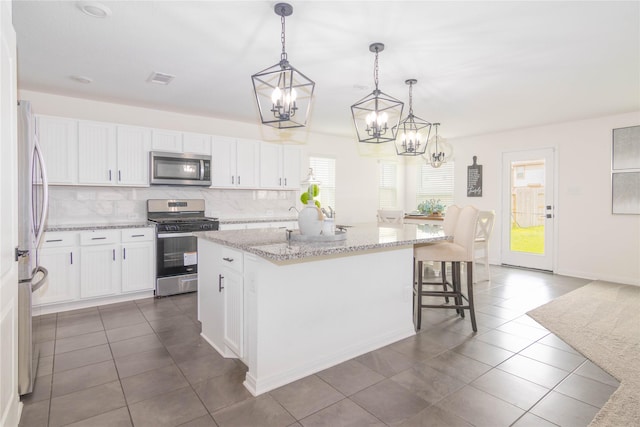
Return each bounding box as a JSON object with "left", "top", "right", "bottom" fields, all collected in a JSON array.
[{"left": 417, "top": 199, "right": 445, "bottom": 215}]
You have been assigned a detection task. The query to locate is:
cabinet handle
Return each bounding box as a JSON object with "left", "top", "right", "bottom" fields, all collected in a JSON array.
[
  {"left": 231, "top": 176, "right": 234, "bottom": 184},
  {"left": 91, "top": 237, "right": 107, "bottom": 240},
  {"left": 131, "top": 234, "right": 145, "bottom": 238},
  {"left": 109, "top": 169, "right": 112, "bottom": 181},
  {"left": 46, "top": 239, "right": 63, "bottom": 243},
  {"left": 218, "top": 274, "right": 224, "bottom": 292},
  {"left": 123, "top": 248, "right": 126, "bottom": 260},
  {"left": 222, "top": 257, "right": 234, "bottom": 262},
  {"left": 113, "top": 249, "right": 115, "bottom": 261},
  {"left": 238, "top": 176, "right": 241, "bottom": 185},
  {"left": 70, "top": 252, "right": 73, "bottom": 265},
  {"left": 284, "top": 178, "right": 287, "bottom": 186},
  {"left": 279, "top": 178, "right": 282, "bottom": 186},
  {"left": 118, "top": 170, "right": 122, "bottom": 182}
]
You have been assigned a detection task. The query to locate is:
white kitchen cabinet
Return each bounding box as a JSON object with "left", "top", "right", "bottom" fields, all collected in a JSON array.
[
  {"left": 36, "top": 116, "right": 78, "bottom": 185},
  {"left": 79, "top": 230, "right": 120, "bottom": 298},
  {"left": 183, "top": 132, "right": 212, "bottom": 155},
  {"left": 198, "top": 240, "right": 243, "bottom": 358},
  {"left": 152, "top": 129, "right": 183, "bottom": 152},
  {"left": 259, "top": 143, "right": 302, "bottom": 189},
  {"left": 78, "top": 121, "right": 117, "bottom": 185},
  {"left": 116, "top": 125, "right": 151, "bottom": 186},
  {"left": 120, "top": 228, "right": 155, "bottom": 293},
  {"left": 211, "top": 136, "right": 259, "bottom": 188},
  {"left": 34, "top": 232, "right": 79, "bottom": 306}
]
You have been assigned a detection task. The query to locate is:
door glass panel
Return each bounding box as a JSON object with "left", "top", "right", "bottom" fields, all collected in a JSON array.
[{"left": 510, "top": 159, "right": 545, "bottom": 254}]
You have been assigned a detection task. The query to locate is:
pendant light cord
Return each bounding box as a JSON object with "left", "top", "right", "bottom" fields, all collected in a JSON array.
[
  {"left": 408, "top": 81, "right": 414, "bottom": 115},
  {"left": 373, "top": 47, "right": 379, "bottom": 92}
]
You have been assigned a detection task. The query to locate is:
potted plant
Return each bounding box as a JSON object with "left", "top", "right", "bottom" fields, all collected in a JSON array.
[{"left": 417, "top": 199, "right": 445, "bottom": 217}]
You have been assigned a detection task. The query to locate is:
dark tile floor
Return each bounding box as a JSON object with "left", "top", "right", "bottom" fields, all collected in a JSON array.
[{"left": 19, "top": 265, "right": 620, "bottom": 427}]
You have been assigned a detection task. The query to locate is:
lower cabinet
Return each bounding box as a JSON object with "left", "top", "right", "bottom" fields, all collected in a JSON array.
[
  {"left": 35, "top": 226, "right": 155, "bottom": 312},
  {"left": 198, "top": 240, "right": 244, "bottom": 358}
]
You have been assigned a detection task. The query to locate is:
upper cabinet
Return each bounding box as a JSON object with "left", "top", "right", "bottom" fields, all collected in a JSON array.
[
  {"left": 36, "top": 116, "right": 78, "bottom": 185},
  {"left": 152, "top": 130, "right": 212, "bottom": 155},
  {"left": 116, "top": 126, "right": 151, "bottom": 186},
  {"left": 211, "top": 136, "right": 259, "bottom": 188},
  {"left": 260, "top": 143, "right": 302, "bottom": 189},
  {"left": 78, "top": 121, "right": 116, "bottom": 185}
]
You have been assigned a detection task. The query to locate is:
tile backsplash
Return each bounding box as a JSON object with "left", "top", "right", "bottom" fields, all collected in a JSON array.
[{"left": 47, "top": 186, "right": 298, "bottom": 226}]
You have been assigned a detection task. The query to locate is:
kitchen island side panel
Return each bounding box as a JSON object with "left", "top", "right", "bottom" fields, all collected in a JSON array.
[{"left": 242, "top": 246, "right": 415, "bottom": 396}]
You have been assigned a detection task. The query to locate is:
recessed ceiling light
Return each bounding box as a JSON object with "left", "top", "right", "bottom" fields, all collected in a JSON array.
[
  {"left": 77, "top": 1, "right": 112, "bottom": 18},
  {"left": 70, "top": 75, "right": 93, "bottom": 84},
  {"left": 147, "top": 72, "right": 175, "bottom": 85}
]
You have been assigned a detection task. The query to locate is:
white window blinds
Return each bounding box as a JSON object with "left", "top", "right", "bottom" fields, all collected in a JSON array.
[
  {"left": 309, "top": 156, "right": 336, "bottom": 209},
  {"left": 379, "top": 161, "right": 398, "bottom": 209},
  {"left": 416, "top": 162, "right": 455, "bottom": 209}
]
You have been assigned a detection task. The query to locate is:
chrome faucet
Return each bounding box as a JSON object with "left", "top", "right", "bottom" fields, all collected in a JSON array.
[{"left": 289, "top": 206, "right": 299, "bottom": 213}]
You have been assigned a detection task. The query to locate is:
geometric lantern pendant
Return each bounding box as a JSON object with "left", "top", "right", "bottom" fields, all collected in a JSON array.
[
  {"left": 394, "top": 79, "right": 431, "bottom": 156},
  {"left": 425, "top": 123, "right": 453, "bottom": 168},
  {"left": 251, "top": 3, "right": 315, "bottom": 129},
  {"left": 351, "top": 43, "right": 404, "bottom": 143}
]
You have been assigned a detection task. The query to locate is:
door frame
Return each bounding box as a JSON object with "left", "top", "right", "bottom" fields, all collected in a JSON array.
[{"left": 500, "top": 147, "right": 558, "bottom": 272}]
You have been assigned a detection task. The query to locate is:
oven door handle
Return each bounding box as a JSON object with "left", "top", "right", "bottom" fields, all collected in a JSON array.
[{"left": 157, "top": 232, "right": 194, "bottom": 238}]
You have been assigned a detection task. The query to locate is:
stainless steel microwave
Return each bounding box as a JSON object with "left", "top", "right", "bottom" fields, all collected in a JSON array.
[{"left": 150, "top": 151, "right": 212, "bottom": 186}]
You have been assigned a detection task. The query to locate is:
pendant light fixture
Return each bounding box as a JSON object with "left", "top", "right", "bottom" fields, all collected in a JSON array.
[
  {"left": 425, "top": 123, "right": 453, "bottom": 168},
  {"left": 351, "top": 43, "right": 404, "bottom": 144},
  {"left": 393, "top": 79, "right": 431, "bottom": 156},
  {"left": 251, "top": 3, "right": 315, "bottom": 129}
]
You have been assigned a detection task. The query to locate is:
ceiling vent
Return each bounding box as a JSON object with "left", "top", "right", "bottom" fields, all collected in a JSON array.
[{"left": 147, "top": 72, "right": 175, "bottom": 85}]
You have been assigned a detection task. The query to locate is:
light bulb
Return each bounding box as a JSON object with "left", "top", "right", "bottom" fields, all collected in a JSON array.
[{"left": 271, "top": 87, "right": 282, "bottom": 104}]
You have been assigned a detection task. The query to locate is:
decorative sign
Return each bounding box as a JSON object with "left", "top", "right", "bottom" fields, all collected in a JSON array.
[{"left": 467, "top": 156, "right": 483, "bottom": 197}]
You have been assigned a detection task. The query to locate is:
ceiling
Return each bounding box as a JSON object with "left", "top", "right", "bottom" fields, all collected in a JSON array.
[{"left": 12, "top": 1, "right": 640, "bottom": 139}]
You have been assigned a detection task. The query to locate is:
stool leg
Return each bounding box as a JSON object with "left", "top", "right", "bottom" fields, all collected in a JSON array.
[
  {"left": 416, "top": 260, "right": 423, "bottom": 330},
  {"left": 455, "top": 262, "right": 465, "bottom": 318},
  {"left": 466, "top": 261, "right": 477, "bottom": 332},
  {"left": 441, "top": 261, "right": 450, "bottom": 303}
]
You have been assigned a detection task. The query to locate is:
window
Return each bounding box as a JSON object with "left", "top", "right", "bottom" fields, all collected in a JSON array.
[
  {"left": 309, "top": 156, "right": 336, "bottom": 209},
  {"left": 379, "top": 161, "right": 398, "bottom": 209},
  {"left": 416, "top": 162, "right": 454, "bottom": 210}
]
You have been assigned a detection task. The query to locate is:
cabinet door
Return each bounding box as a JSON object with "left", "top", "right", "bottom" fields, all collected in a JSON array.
[
  {"left": 211, "top": 136, "right": 236, "bottom": 187},
  {"left": 34, "top": 246, "right": 78, "bottom": 306},
  {"left": 198, "top": 241, "right": 226, "bottom": 352},
  {"left": 259, "top": 143, "right": 282, "bottom": 188},
  {"left": 36, "top": 116, "right": 78, "bottom": 185},
  {"left": 80, "top": 244, "right": 119, "bottom": 298},
  {"left": 117, "top": 126, "right": 151, "bottom": 186},
  {"left": 282, "top": 146, "right": 302, "bottom": 189},
  {"left": 152, "top": 129, "right": 182, "bottom": 152},
  {"left": 235, "top": 139, "right": 259, "bottom": 188},
  {"left": 183, "top": 132, "right": 212, "bottom": 155},
  {"left": 223, "top": 268, "right": 243, "bottom": 357},
  {"left": 78, "top": 121, "right": 117, "bottom": 185},
  {"left": 121, "top": 241, "right": 154, "bottom": 292}
]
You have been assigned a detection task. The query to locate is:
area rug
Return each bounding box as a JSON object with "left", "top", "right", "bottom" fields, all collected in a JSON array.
[{"left": 527, "top": 280, "right": 640, "bottom": 427}]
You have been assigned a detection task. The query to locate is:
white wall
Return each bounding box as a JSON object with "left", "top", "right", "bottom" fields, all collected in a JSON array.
[
  {"left": 19, "top": 90, "right": 390, "bottom": 225},
  {"left": 424, "top": 112, "right": 640, "bottom": 286}
]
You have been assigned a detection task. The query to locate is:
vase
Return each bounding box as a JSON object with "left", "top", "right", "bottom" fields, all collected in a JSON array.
[{"left": 298, "top": 201, "right": 324, "bottom": 235}]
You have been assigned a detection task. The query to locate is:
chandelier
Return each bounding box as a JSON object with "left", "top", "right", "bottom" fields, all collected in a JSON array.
[
  {"left": 394, "top": 79, "right": 431, "bottom": 156},
  {"left": 350, "top": 43, "right": 404, "bottom": 144},
  {"left": 425, "top": 123, "right": 453, "bottom": 168},
  {"left": 251, "top": 3, "right": 315, "bottom": 129}
]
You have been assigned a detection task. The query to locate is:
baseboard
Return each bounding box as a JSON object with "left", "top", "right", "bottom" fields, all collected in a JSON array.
[
  {"left": 554, "top": 268, "right": 639, "bottom": 287},
  {"left": 35, "top": 290, "right": 155, "bottom": 315}
]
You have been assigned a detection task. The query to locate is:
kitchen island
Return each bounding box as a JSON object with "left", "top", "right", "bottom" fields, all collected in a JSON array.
[{"left": 196, "top": 223, "right": 447, "bottom": 396}]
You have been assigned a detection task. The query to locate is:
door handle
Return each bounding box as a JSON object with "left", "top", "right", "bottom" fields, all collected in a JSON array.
[
  {"left": 218, "top": 274, "right": 224, "bottom": 292},
  {"left": 70, "top": 252, "right": 73, "bottom": 264},
  {"left": 113, "top": 249, "right": 115, "bottom": 261},
  {"left": 123, "top": 248, "right": 126, "bottom": 260},
  {"left": 31, "top": 266, "right": 48, "bottom": 293},
  {"left": 109, "top": 169, "right": 112, "bottom": 181}
]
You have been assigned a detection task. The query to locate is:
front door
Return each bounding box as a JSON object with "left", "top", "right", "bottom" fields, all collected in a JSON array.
[{"left": 501, "top": 148, "right": 555, "bottom": 271}]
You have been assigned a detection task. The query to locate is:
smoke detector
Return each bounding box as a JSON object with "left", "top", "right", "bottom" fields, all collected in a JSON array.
[{"left": 147, "top": 72, "right": 175, "bottom": 85}]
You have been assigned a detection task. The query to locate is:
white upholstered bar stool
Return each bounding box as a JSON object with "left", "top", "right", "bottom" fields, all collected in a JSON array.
[
  {"left": 413, "top": 205, "right": 480, "bottom": 332},
  {"left": 473, "top": 210, "right": 495, "bottom": 283}
]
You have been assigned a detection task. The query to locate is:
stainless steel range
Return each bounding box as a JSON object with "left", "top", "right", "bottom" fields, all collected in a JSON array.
[{"left": 147, "top": 199, "right": 219, "bottom": 296}]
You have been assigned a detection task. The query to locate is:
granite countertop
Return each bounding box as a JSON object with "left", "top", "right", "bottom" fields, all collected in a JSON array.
[
  {"left": 218, "top": 216, "right": 297, "bottom": 224},
  {"left": 197, "top": 222, "right": 448, "bottom": 263},
  {"left": 46, "top": 222, "right": 152, "bottom": 232}
]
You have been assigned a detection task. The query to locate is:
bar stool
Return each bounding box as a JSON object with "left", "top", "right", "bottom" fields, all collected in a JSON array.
[
  {"left": 473, "top": 210, "right": 495, "bottom": 283},
  {"left": 413, "top": 205, "right": 480, "bottom": 332}
]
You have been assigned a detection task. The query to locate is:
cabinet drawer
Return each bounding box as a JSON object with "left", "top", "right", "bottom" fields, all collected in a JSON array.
[
  {"left": 80, "top": 230, "right": 119, "bottom": 245},
  {"left": 220, "top": 247, "right": 243, "bottom": 273},
  {"left": 42, "top": 232, "right": 78, "bottom": 248},
  {"left": 121, "top": 227, "right": 155, "bottom": 242}
]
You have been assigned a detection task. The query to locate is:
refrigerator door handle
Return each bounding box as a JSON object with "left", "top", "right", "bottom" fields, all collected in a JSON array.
[
  {"left": 32, "top": 135, "right": 49, "bottom": 248},
  {"left": 31, "top": 266, "right": 48, "bottom": 293}
]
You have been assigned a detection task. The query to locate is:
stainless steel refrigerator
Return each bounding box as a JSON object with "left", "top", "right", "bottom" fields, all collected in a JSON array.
[{"left": 17, "top": 100, "right": 49, "bottom": 395}]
